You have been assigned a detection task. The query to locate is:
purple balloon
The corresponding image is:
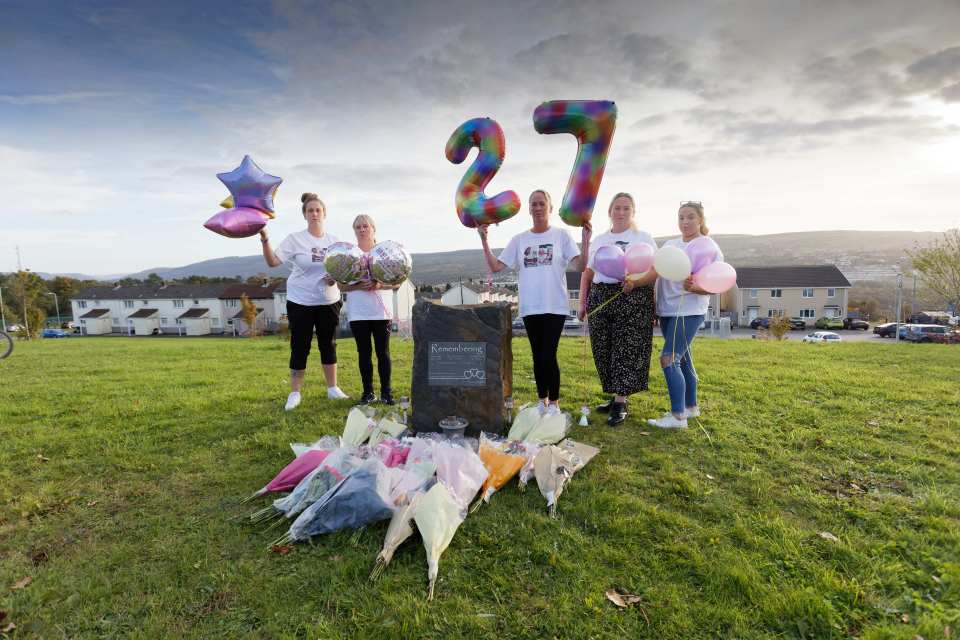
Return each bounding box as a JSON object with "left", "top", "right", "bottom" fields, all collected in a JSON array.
[
  {"left": 685, "top": 236, "right": 719, "bottom": 274},
  {"left": 203, "top": 207, "right": 269, "bottom": 238},
  {"left": 217, "top": 155, "right": 282, "bottom": 214},
  {"left": 593, "top": 244, "right": 625, "bottom": 280}
]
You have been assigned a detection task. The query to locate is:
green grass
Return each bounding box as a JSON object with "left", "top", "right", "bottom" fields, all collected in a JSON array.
[{"left": 0, "top": 335, "right": 958, "bottom": 639}]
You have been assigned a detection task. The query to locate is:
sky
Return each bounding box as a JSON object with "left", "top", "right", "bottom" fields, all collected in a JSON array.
[{"left": 2, "top": 0, "right": 959, "bottom": 276}]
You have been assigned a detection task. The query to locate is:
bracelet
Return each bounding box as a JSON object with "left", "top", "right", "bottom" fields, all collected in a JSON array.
[{"left": 260, "top": 236, "right": 269, "bottom": 244}]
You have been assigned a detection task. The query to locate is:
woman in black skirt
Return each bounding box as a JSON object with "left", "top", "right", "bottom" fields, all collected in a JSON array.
[{"left": 577, "top": 193, "right": 657, "bottom": 426}]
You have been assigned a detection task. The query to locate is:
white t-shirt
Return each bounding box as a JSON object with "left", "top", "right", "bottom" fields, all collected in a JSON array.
[
  {"left": 497, "top": 227, "right": 580, "bottom": 317},
  {"left": 346, "top": 289, "right": 392, "bottom": 322},
  {"left": 655, "top": 236, "right": 724, "bottom": 317},
  {"left": 588, "top": 228, "right": 657, "bottom": 284},
  {"left": 274, "top": 230, "right": 341, "bottom": 306}
]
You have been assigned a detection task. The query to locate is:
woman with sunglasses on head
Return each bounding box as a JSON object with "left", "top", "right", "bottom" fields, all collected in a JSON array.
[
  {"left": 478, "top": 190, "right": 591, "bottom": 415},
  {"left": 577, "top": 193, "right": 657, "bottom": 426},
  {"left": 338, "top": 214, "right": 398, "bottom": 405},
  {"left": 259, "top": 192, "right": 349, "bottom": 411},
  {"left": 647, "top": 201, "right": 721, "bottom": 429}
]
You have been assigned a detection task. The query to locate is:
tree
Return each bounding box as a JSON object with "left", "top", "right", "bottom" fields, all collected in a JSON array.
[
  {"left": 48, "top": 276, "right": 81, "bottom": 318},
  {"left": 240, "top": 293, "right": 260, "bottom": 337},
  {"left": 5, "top": 270, "right": 47, "bottom": 338},
  {"left": 909, "top": 228, "right": 960, "bottom": 313},
  {"left": 145, "top": 273, "right": 164, "bottom": 286}
]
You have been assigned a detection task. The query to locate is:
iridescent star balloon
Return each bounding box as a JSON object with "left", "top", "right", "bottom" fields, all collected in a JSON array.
[{"left": 216, "top": 155, "right": 282, "bottom": 214}]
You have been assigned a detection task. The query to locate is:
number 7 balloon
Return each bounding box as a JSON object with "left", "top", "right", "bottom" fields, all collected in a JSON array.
[
  {"left": 532, "top": 100, "right": 618, "bottom": 227},
  {"left": 445, "top": 117, "right": 521, "bottom": 228}
]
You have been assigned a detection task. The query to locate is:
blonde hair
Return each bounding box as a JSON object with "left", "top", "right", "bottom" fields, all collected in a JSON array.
[
  {"left": 529, "top": 189, "right": 553, "bottom": 210},
  {"left": 608, "top": 192, "right": 637, "bottom": 231},
  {"left": 352, "top": 214, "right": 377, "bottom": 243},
  {"left": 679, "top": 202, "right": 709, "bottom": 235},
  {"left": 301, "top": 192, "right": 326, "bottom": 215}
]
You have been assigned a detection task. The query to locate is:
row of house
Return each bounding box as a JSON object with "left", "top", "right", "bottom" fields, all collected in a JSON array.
[
  {"left": 71, "top": 280, "right": 416, "bottom": 336},
  {"left": 436, "top": 265, "right": 852, "bottom": 328}
]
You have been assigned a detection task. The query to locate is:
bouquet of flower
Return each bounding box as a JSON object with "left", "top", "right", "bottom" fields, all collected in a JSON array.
[
  {"left": 506, "top": 403, "right": 541, "bottom": 441},
  {"left": 415, "top": 482, "right": 464, "bottom": 600},
  {"left": 533, "top": 439, "right": 600, "bottom": 516},
  {"left": 370, "top": 491, "right": 424, "bottom": 581},
  {"left": 242, "top": 435, "right": 339, "bottom": 502},
  {"left": 525, "top": 411, "right": 569, "bottom": 445},
  {"left": 342, "top": 407, "right": 376, "bottom": 446},
  {"left": 369, "top": 416, "right": 406, "bottom": 446},
  {"left": 471, "top": 434, "right": 525, "bottom": 511},
  {"left": 433, "top": 440, "right": 489, "bottom": 513}
]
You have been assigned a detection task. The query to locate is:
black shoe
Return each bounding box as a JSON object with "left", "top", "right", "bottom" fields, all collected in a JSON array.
[
  {"left": 607, "top": 402, "right": 627, "bottom": 427},
  {"left": 595, "top": 396, "right": 616, "bottom": 414},
  {"left": 359, "top": 392, "right": 376, "bottom": 404},
  {"left": 379, "top": 392, "right": 395, "bottom": 405}
]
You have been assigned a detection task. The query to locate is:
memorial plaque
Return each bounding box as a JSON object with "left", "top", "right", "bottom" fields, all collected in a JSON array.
[
  {"left": 428, "top": 342, "right": 487, "bottom": 387},
  {"left": 411, "top": 300, "right": 512, "bottom": 436}
]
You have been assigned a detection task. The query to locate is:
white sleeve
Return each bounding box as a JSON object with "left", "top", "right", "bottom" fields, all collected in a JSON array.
[
  {"left": 563, "top": 230, "right": 580, "bottom": 264},
  {"left": 642, "top": 231, "right": 658, "bottom": 250},
  {"left": 497, "top": 236, "right": 519, "bottom": 270},
  {"left": 274, "top": 235, "right": 296, "bottom": 264}
]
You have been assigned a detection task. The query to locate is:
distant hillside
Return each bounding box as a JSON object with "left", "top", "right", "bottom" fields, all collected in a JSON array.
[{"left": 43, "top": 230, "right": 944, "bottom": 285}]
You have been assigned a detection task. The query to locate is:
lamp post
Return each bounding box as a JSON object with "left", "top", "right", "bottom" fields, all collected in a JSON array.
[
  {"left": 0, "top": 286, "right": 6, "bottom": 332},
  {"left": 47, "top": 292, "right": 60, "bottom": 328},
  {"left": 895, "top": 273, "right": 903, "bottom": 344}
]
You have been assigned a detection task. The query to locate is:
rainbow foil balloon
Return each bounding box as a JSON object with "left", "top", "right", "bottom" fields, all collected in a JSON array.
[
  {"left": 445, "top": 117, "right": 520, "bottom": 228},
  {"left": 532, "top": 100, "right": 617, "bottom": 227}
]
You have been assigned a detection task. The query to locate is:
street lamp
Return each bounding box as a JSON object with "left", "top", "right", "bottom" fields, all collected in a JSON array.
[
  {"left": 47, "top": 292, "right": 60, "bottom": 328},
  {"left": 895, "top": 273, "right": 903, "bottom": 344}
]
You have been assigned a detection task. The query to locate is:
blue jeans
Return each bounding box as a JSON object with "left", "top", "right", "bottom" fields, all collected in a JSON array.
[{"left": 659, "top": 315, "right": 704, "bottom": 415}]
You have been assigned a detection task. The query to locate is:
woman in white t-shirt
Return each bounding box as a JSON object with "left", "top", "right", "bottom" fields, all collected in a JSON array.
[
  {"left": 338, "top": 214, "right": 399, "bottom": 406},
  {"left": 478, "top": 190, "right": 591, "bottom": 415},
  {"left": 647, "top": 201, "right": 722, "bottom": 429},
  {"left": 259, "top": 192, "right": 348, "bottom": 410},
  {"left": 577, "top": 193, "right": 658, "bottom": 426}
]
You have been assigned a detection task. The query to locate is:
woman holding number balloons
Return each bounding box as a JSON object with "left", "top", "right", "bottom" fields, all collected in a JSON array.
[
  {"left": 577, "top": 193, "right": 657, "bottom": 427},
  {"left": 259, "top": 192, "right": 349, "bottom": 411},
  {"left": 479, "top": 190, "right": 591, "bottom": 416},
  {"left": 647, "top": 201, "right": 722, "bottom": 429}
]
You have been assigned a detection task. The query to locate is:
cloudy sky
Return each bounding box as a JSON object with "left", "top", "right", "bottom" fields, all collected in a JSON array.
[{"left": 3, "top": 0, "right": 959, "bottom": 275}]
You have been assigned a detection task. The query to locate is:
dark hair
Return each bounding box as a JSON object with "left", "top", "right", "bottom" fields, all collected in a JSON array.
[{"left": 301, "top": 192, "right": 325, "bottom": 214}]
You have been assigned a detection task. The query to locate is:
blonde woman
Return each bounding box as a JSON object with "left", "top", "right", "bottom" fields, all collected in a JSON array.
[
  {"left": 259, "top": 193, "right": 348, "bottom": 410},
  {"left": 577, "top": 193, "right": 657, "bottom": 426},
  {"left": 648, "top": 201, "right": 722, "bottom": 429},
  {"left": 479, "top": 190, "right": 591, "bottom": 415},
  {"left": 339, "top": 215, "right": 399, "bottom": 405}
]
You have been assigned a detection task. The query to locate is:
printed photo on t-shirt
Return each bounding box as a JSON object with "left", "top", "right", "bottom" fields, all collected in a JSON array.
[
  {"left": 311, "top": 246, "right": 328, "bottom": 263},
  {"left": 614, "top": 240, "right": 629, "bottom": 250},
  {"left": 523, "top": 244, "right": 554, "bottom": 267}
]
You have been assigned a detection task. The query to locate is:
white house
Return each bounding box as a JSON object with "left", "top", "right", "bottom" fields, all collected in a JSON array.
[
  {"left": 220, "top": 282, "right": 280, "bottom": 333},
  {"left": 178, "top": 307, "right": 213, "bottom": 335},
  {"left": 440, "top": 282, "right": 518, "bottom": 307},
  {"left": 128, "top": 308, "right": 161, "bottom": 335},
  {"left": 77, "top": 308, "right": 112, "bottom": 335},
  {"left": 71, "top": 283, "right": 232, "bottom": 335}
]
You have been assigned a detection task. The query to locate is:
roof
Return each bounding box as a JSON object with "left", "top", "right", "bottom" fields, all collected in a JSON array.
[
  {"left": 127, "top": 308, "right": 159, "bottom": 319},
  {"left": 735, "top": 265, "right": 851, "bottom": 289},
  {"left": 79, "top": 308, "right": 111, "bottom": 319},
  {"left": 178, "top": 307, "right": 210, "bottom": 319},
  {"left": 231, "top": 307, "right": 263, "bottom": 319},
  {"left": 75, "top": 283, "right": 232, "bottom": 301},
  {"left": 219, "top": 283, "right": 280, "bottom": 300}
]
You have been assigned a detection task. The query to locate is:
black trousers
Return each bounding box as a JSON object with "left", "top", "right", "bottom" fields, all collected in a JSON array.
[
  {"left": 287, "top": 300, "right": 341, "bottom": 370},
  {"left": 350, "top": 320, "right": 392, "bottom": 395},
  {"left": 522, "top": 313, "right": 566, "bottom": 401},
  {"left": 587, "top": 282, "right": 655, "bottom": 395}
]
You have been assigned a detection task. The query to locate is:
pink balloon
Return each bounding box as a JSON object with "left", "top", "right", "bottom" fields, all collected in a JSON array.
[
  {"left": 694, "top": 261, "right": 737, "bottom": 294},
  {"left": 203, "top": 207, "right": 269, "bottom": 238},
  {"left": 593, "top": 244, "right": 625, "bottom": 280},
  {"left": 624, "top": 244, "right": 654, "bottom": 277},
  {"left": 685, "top": 236, "right": 719, "bottom": 274}
]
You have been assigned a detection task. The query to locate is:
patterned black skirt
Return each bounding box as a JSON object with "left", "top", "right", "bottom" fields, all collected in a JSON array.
[{"left": 586, "top": 282, "right": 655, "bottom": 395}]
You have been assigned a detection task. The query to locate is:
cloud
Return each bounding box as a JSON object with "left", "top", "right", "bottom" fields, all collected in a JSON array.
[{"left": 0, "top": 91, "right": 122, "bottom": 105}]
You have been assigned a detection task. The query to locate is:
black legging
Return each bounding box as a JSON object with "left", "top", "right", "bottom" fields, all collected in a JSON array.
[
  {"left": 522, "top": 313, "right": 566, "bottom": 401},
  {"left": 350, "top": 320, "right": 392, "bottom": 395},
  {"left": 287, "top": 300, "right": 341, "bottom": 370}
]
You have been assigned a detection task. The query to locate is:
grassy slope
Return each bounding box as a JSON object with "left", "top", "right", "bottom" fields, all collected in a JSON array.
[{"left": 0, "top": 337, "right": 957, "bottom": 639}]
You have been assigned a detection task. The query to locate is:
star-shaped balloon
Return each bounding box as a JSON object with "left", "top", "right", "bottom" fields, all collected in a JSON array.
[{"left": 217, "top": 155, "right": 282, "bottom": 214}]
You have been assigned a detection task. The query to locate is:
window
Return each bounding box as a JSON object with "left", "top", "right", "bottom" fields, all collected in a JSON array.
[
  {"left": 570, "top": 290, "right": 579, "bottom": 300},
  {"left": 749, "top": 289, "right": 758, "bottom": 298},
  {"left": 767, "top": 309, "right": 784, "bottom": 317},
  {"left": 175, "top": 319, "right": 182, "bottom": 325},
  {"left": 141, "top": 300, "right": 147, "bottom": 306},
  {"left": 193, "top": 299, "right": 199, "bottom": 304},
  {"left": 124, "top": 300, "right": 134, "bottom": 308},
  {"left": 800, "top": 309, "right": 816, "bottom": 318},
  {"left": 173, "top": 299, "right": 184, "bottom": 309},
  {"left": 770, "top": 289, "right": 782, "bottom": 298},
  {"left": 78, "top": 300, "right": 87, "bottom": 309},
  {"left": 827, "top": 288, "right": 836, "bottom": 298},
  {"left": 161, "top": 317, "right": 168, "bottom": 325},
  {"left": 80, "top": 319, "right": 86, "bottom": 326},
  {"left": 278, "top": 294, "right": 286, "bottom": 305},
  {"left": 225, "top": 299, "right": 239, "bottom": 308},
  {"left": 802, "top": 288, "right": 814, "bottom": 298}
]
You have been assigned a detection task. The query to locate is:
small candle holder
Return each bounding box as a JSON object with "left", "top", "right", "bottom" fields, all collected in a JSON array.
[
  {"left": 504, "top": 395, "right": 514, "bottom": 423},
  {"left": 579, "top": 405, "right": 590, "bottom": 427},
  {"left": 398, "top": 396, "right": 410, "bottom": 425}
]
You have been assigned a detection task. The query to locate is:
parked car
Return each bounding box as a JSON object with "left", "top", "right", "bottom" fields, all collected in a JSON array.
[
  {"left": 803, "top": 331, "right": 841, "bottom": 343},
  {"left": 815, "top": 317, "right": 844, "bottom": 330},
  {"left": 563, "top": 317, "right": 583, "bottom": 330},
  {"left": 749, "top": 317, "right": 771, "bottom": 330},
  {"left": 929, "top": 330, "right": 960, "bottom": 344},
  {"left": 511, "top": 318, "right": 525, "bottom": 331},
  {"left": 843, "top": 318, "right": 869, "bottom": 330},
  {"left": 873, "top": 322, "right": 898, "bottom": 338},
  {"left": 788, "top": 317, "right": 807, "bottom": 330},
  {"left": 41, "top": 328, "right": 70, "bottom": 338},
  {"left": 902, "top": 324, "right": 951, "bottom": 343}
]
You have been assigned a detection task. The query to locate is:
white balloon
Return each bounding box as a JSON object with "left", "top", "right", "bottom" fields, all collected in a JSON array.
[{"left": 654, "top": 246, "right": 692, "bottom": 282}]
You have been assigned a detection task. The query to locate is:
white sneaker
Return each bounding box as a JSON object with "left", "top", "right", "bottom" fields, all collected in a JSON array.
[
  {"left": 684, "top": 406, "right": 701, "bottom": 418},
  {"left": 647, "top": 413, "right": 688, "bottom": 429},
  {"left": 284, "top": 391, "right": 302, "bottom": 411},
  {"left": 537, "top": 400, "right": 547, "bottom": 415},
  {"left": 545, "top": 403, "right": 560, "bottom": 417},
  {"left": 326, "top": 386, "right": 349, "bottom": 400}
]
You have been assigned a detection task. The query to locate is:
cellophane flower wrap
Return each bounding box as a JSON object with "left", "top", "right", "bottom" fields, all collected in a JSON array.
[
  {"left": 525, "top": 411, "right": 570, "bottom": 445},
  {"left": 342, "top": 407, "right": 376, "bottom": 447},
  {"left": 507, "top": 404, "right": 541, "bottom": 441},
  {"left": 533, "top": 439, "right": 600, "bottom": 516},
  {"left": 270, "top": 447, "right": 361, "bottom": 519},
  {"left": 433, "top": 440, "right": 489, "bottom": 514},
  {"left": 244, "top": 435, "right": 340, "bottom": 502},
  {"left": 371, "top": 491, "right": 424, "bottom": 580},
  {"left": 475, "top": 434, "right": 525, "bottom": 506},
  {"left": 414, "top": 482, "right": 464, "bottom": 600},
  {"left": 369, "top": 416, "right": 406, "bottom": 445}
]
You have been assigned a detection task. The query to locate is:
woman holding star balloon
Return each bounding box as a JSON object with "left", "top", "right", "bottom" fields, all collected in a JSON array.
[{"left": 260, "top": 193, "right": 349, "bottom": 411}]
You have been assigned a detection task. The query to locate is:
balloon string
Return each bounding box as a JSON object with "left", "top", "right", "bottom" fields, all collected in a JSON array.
[{"left": 586, "top": 289, "right": 623, "bottom": 319}]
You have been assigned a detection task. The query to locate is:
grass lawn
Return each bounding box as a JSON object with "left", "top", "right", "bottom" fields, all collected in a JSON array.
[{"left": 0, "top": 335, "right": 958, "bottom": 639}]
